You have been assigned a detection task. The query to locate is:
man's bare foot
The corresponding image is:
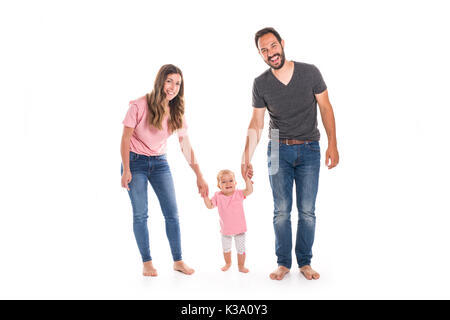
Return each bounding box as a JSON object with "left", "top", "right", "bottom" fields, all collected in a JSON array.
[
  {"left": 269, "top": 266, "right": 290, "bottom": 280},
  {"left": 221, "top": 263, "right": 232, "bottom": 271},
  {"left": 173, "top": 261, "right": 195, "bottom": 275},
  {"left": 238, "top": 266, "right": 249, "bottom": 273},
  {"left": 300, "top": 265, "right": 320, "bottom": 280},
  {"left": 143, "top": 261, "right": 158, "bottom": 277}
]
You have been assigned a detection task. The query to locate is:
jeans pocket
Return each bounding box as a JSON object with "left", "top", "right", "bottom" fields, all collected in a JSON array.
[
  {"left": 130, "top": 152, "right": 140, "bottom": 161},
  {"left": 156, "top": 154, "right": 167, "bottom": 162},
  {"left": 306, "top": 142, "right": 320, "bottom": 152}
]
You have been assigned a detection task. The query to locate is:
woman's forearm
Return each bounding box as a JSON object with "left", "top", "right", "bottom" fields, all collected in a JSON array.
[
  {"left": 189, "top": 163, "right": 203, "bottom": 178},
  {"left": 179, "top": 136, "right": 202, "bottom": 177},
  {"left": 121, "top": 136, "right": 131, "bottom": 172}
]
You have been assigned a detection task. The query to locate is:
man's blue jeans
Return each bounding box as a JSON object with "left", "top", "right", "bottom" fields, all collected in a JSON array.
[
  {"left": 267, "top": 140, "right": 321, "bottom": 269},
  {"left": 121, "top": 151, "right": 182, "bottom": 263}
]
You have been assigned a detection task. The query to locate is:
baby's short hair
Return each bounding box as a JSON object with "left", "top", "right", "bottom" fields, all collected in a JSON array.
[{"left": 217, "top": 169, "right": 235, "bottom": 187}]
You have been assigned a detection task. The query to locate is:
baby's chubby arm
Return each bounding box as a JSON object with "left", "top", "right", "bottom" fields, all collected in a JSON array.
[
  {"left": 243, "top": 176, "right": 253, "bottom": 197},
  {"left": 202, "top": 195, "right": 215, "bottom": 209}
]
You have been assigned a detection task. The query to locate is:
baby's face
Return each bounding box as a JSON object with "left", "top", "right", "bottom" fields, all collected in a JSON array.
[{"left": 218, "top": 174, "right": 236, "bottom": 194}]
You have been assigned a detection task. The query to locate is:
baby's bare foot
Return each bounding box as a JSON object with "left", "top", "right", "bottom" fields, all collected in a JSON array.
[
  {"left": 173, "top": 261, "right": 195, "bottom": 275},
  {"left": 143, "top": 261, "right": 158, "bottom": 277},
  {"left": 269, "top": 266, "right": 290, "bottom": 280},
  {"left": 300, "top": 265, "right": 320, "bottom": 280},
  {"left": 221, "top": 263, "right": 232, "bottom": 271},
  {"left": 238, "top": 266, "right": 249, "bottom": 273},
  {"left": 237, "top": 254, "right": 248, "bottom": 273}
]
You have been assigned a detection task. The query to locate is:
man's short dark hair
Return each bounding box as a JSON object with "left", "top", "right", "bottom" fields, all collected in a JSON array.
[{"left": 254, "top": 27, "right": 282, "bottom": 49}]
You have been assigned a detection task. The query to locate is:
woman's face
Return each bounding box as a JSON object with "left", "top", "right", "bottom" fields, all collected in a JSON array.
[{"left": 164, "top": 73, "right": 182, "bottom": 101}]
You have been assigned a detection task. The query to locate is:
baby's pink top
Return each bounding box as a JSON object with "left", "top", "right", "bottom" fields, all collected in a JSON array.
[
  {"left": 122, "top": 96, "right": 188, "bottom": 156},
  {"left": 211, "top": 190, "right": 247, "bottom": 236}
]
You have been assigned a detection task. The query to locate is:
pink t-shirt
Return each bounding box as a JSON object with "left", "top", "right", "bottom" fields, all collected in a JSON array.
[
  {"left": 122, "top": 96, "right": 188, "bottom": 156},
  {"left": 211, "top": 190, "right": 247, "bottom": 236}
]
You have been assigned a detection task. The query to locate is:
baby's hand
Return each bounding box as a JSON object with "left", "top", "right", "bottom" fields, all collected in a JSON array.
[
  {"left": 243, "top": 174, "right": 254, "bottom": 197},
  {"left": 202, "top": 195, "right": 214, "bottom": 209},
  {"left": 241, "top": 163, "right": 253, "bottom": 182}
]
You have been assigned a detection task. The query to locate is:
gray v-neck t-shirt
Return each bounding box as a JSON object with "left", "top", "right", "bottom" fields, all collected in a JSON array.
[{"left": 252, "top": 61, "right": 327, "bottom": 141}]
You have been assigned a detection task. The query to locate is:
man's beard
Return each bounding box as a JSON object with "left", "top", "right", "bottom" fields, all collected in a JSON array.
[{"left": 266, "top": 49, "right": 286, "bottom": 70}]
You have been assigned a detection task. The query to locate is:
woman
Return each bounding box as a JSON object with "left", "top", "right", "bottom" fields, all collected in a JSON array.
[{"left": 120, "top": 64, "right": 208, "bottom": 276}]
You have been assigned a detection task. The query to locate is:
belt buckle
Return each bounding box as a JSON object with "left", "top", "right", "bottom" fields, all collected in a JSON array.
[{"left": 285, "top": 139, "right": 291, "bottom": 146}]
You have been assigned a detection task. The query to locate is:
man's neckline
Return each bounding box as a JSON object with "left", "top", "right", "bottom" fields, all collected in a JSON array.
[{"left": 270, "top": 60, "right": 295, "bottom": 87}]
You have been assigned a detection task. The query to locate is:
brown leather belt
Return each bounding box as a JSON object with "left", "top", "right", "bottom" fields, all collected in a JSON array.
[{"left": 278, "top": 139, "right": 309, "bottom": 145}]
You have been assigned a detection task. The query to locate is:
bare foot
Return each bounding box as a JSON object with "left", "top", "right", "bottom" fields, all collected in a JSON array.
[
  {"left": 221, "top": 263, "right": 232, "bottom": 271},
  {"left": 143, "top": 261, "right": 158, "bottom": 277},
  {"left": 238, "top": 266, "right": 249, "bottom": 273},
  {"left": 300, "top": 265, "right": 320, "bottom": 280},
  {"left": 222, "top": 251, "right": 232, "bottom": 271},
  {"left": 269, "top": 266, "right": 290, "bottom": 280},
  {"left": 173, "top": 261, "right": 195, "bottom": 275},
  {"left": 237, "top": 254, "right": 248, "bottom": 273}
]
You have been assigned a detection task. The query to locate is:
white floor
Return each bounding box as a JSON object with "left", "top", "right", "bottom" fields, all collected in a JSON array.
[
  {"left": 2, "top": 194, "right": 449, "bottom": 300},
  {"left": 2, "top": 249, "right": 449, "bottom": 300}
]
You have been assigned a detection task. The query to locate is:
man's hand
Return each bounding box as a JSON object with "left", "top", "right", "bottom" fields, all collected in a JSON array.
[
  {"left": 241, "top": 163, "right": 254, "bottom": 182},
  {"left": 325, "top": 145, "right": 339, "bottom": 169}
]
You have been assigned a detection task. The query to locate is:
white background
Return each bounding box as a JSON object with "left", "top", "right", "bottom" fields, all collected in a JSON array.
[{"left": 1, "top": 0, "right": 449, "bottom": 299}]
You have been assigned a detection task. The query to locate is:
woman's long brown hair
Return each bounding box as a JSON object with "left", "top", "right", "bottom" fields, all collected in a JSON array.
[{"left": 146, "top": 64, "right": 185, "bottom": 133}]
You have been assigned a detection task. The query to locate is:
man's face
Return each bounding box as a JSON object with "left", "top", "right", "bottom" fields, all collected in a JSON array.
[{"left": 257, "top": 33, "right": 286, "bottom": 70}]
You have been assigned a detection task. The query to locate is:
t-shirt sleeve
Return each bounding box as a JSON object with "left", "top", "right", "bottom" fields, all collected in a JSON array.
[
  {"left": 211, "top": 193, "right": 218, "bottom": 208},
  {"left": 252, "top": 79, "right": 266, "bottom": 108},
  {"left": 122, "top": 102, "right": 139, "bottom": 128},
  {"left": 312, "top": 65, "right": 327, "bottom": 95},
  {"left": 176, "top": 115, "right": 188, "bottom": 138},
  {"left": 237, "top": 189, "right": 246, "bottom": 200}
]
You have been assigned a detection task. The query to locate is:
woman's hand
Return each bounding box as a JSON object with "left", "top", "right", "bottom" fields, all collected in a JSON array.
[
  {"left": 121, "top": 170, "right": 132, "bottom": 191},
  {"left": 196, "top": 176, "right": 209, "bottom": 198}
]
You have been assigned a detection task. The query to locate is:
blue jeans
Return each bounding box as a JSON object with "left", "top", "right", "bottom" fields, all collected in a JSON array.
[
  {"left": 121, "top": 151, "right": 182, "bottom": 263},
  {"left": 267, "top": 140, "right": 321, "bottom": 269}
]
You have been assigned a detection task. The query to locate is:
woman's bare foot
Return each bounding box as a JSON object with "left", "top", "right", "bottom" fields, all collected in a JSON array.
[
  {"left": 143, "top": 261, "right": 158, "bottom": 277},
  {"left": 300, "top": 265, "right": 320, "bottom": 280},
  {"left": 269, "top": 266, "right": 290, "bottom": 280},
  {"left": 173, "top": 260, "right": 195, "bottom": 275}
]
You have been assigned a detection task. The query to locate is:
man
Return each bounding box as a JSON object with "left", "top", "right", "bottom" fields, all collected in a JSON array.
[{"left": 241, "top": 27, "right": 339, "bottom": 281}]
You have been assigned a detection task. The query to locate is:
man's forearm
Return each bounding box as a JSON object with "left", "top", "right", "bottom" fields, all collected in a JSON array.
[
  {"left": 242, "top": 126, "right": 262, "bottom": 165},
  {"left": 321, "top": 107, "right": 337, "bottom": 147}
]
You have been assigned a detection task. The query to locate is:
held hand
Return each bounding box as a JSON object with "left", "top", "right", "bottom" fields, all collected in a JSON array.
[
  {"left": 197, "top": 176, "right": 209, "bottom": 198},
  {"left": 325, "top": 145, "right": 339, "bottom": 169},
  {"left": 241, "top": 163, "right": 254, "bottom": 182},
  {"left": 121, "top": 170, "right": 132, "bottom": 190}
]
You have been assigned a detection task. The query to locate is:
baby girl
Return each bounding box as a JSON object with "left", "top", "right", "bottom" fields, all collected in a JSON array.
[{"left": 202, "top": 169, "right": 253, "bottom": 273}]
